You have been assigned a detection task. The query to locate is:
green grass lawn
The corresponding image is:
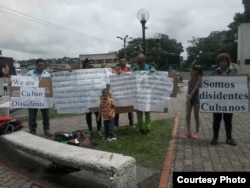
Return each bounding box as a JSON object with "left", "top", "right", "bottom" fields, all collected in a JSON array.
[
  {"left": 18, "top": 110, "right": 174, "bottom": 170},
  {"left": 91, "top": 118, "right": 174, "bottom": 170}
]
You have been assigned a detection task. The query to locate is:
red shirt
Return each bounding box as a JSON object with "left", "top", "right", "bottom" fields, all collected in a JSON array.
[{"left": 120, "top": 67, "right": 130, "bottom": 72}]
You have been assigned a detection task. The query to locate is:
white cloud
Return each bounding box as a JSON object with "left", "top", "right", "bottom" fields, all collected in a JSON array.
[{"left": 0, "top": 0, "right": 244, "bottom": 60}]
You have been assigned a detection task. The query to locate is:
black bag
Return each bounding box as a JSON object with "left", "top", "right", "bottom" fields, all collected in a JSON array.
[
  {"left": 54, "top": 131, "right": 74, "bottom": 141},
  {"left": 54, "top": 130, "right": 85, "bottom": 143},
  {"left": 49, "top": 130, "right": 86, "bottom": 173},
  {"left": 67, "top": 130, "right": 86, "bottom": 146}
]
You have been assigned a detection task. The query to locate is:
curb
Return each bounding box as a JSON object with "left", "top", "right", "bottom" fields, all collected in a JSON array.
[{"left": 158, "top": 116, "right": 179, "bottom": 188}]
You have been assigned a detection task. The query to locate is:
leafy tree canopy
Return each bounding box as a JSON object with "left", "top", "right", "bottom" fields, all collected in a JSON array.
[
  {"left": 116, "top": 34, "right": 184, "bottom": 69},
  {"left": 185, "top": 12, "right": 245, "bottom": 70}
]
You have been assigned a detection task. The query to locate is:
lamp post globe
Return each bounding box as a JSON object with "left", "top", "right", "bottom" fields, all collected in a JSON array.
[{"left": 137, "top": 8, "right": 150, "bottom": 55}]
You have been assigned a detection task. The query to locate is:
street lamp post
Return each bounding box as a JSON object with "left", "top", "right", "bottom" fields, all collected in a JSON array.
[
  {"left": 137, "top": 8, "right": 150, "bottom": 55},
  {"left": 117, "top": 35, "right": 132, "bottom": 58}
]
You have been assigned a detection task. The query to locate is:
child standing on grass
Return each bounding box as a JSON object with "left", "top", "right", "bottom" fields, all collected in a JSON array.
[
  {"left": 97, "top": 88, "right": 116, "bottom": 141},
  {"left": 183, "top": 65, "right": 203, "bottom": 139}
]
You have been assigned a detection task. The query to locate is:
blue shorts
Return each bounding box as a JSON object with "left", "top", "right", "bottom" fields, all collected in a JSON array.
[{"left": 187, "top": 98, "right": 200, "bottom": 107}]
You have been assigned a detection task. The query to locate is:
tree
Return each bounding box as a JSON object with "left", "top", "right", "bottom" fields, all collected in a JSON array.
[
  {"left": 116, "top": 34, "right": 184, "bottom": 70},
  {"left": 186, "top": 12, "right": 245, "bottom": 70},
  {"left": 186, "top": 31, "right": 229, "bottom": 70}
]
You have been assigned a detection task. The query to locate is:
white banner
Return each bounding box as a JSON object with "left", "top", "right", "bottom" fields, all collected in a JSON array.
[
  {"left": 53, "top": 70, "right": 174, "bottom": 113},
  {"left": 10, "top": 97, "right": 53, "bottom": 109},
  {"left": 109, "top": 72, "right": 135, "bottom": 107},
  {"left": 11, "top": 76, "right": 39, "bottom": 87},
  {"left": 133, "top": 71, "right": 173, "bottom": 112},
  {"left": 10, "top": 76, "right": 53, "bottom": 109},
  {"left": 52, "top": 68, "right": 111, "bottom": 113}
]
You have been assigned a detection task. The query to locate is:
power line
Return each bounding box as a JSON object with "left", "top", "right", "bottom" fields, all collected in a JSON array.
[{"left": 0, "top": 4, "right": 120, "bottom": 45}]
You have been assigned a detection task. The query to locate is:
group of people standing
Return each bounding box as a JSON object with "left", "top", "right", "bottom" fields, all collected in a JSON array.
[
  {"left": 183, "top": 52, "right": 237, "bottom": 146},
  {"left": 25, "top": 54, "right": 154, "bottom": 141},
  {"left": 82, "top": 53, "right": 155, "bottom": 140},
  {"left": 25, "top": 52, "right": 239, "bottom": 146}
]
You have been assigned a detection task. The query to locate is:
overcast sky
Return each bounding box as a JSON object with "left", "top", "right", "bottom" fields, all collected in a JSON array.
[{"left": 0, "top": 0, "right": 245, "bottom": 60}]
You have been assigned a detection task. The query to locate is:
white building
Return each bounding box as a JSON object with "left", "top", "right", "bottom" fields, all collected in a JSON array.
[
  {"left": 79, "top": 52, "right": 118, "bottom": 68},
  {"left": 237, "top": 23, "right": 250, "bottom": 75}
]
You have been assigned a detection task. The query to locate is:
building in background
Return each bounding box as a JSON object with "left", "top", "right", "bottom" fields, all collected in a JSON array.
[{"left": 79, "top": 52, "right": 118, "bottom": 68}]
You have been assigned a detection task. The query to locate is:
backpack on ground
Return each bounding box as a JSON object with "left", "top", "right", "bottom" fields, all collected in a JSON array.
[{"left": 54, "top": 130, "right": 85, "bottom": 143}]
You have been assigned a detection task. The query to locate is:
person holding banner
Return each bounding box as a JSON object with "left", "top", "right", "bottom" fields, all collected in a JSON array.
[
  {"left": 83, "top": 57, "right": 103, "bottom": 136},
  {"left": 25, "top": 58, "right": 53, "bottom": 137},
  {"left": 114, "top": 57, "right": 134, "bottom": 127},
  {"left": 133, "top": 53, "right": 156, "bottom": 136},
  {"left": 210, "top": 53, "right": 237, "bottom": 146},
  {"left": 183, "top": 65, "right": 202, "bottom": 139}
]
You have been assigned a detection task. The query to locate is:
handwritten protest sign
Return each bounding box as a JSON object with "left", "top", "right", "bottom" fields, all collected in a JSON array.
[
  {"left": 10, "top": 69, "right": 177, "bottom": 114},
  {"left": 109, "top": 71, "right": 174, "bottom": 112},
  {"left": 109, "top": 72, "right": 135, "bottom": 107},
  {"left": 52, "top": 68, "right": 112, "bottom": 113},
  {"left": 133, "top": 71, "right": 173, "bottom": 112}
]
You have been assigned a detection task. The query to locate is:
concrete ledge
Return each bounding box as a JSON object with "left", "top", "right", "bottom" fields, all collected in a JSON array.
[{"left": 1, "top": 131, "right": 137, "bottom": 188}]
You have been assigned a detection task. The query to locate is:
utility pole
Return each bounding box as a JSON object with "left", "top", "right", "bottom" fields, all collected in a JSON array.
[{"left": 117, "top": 35, "right": 132, "bottom": 58}]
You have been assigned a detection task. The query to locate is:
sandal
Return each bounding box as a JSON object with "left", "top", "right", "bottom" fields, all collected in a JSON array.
[
  {"left": 192, "top": 132, "right": 200, "bottom": 139},
  {"left": 182, "top": 132, "right": 192, "bottom": 139}
]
